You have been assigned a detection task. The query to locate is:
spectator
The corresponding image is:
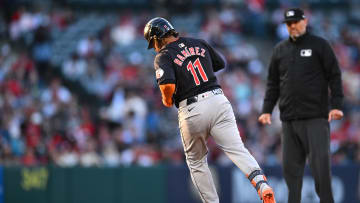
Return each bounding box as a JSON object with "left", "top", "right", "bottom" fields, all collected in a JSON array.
[{"left": 0, "top": 3, "right": 359, "bottom": 168}]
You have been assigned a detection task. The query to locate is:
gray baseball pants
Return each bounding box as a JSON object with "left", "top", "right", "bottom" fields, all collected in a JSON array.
[{"left": 178, "top": 89, "right": 261, "bottom": 203}]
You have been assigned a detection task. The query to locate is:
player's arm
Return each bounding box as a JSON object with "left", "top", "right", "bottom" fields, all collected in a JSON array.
[
  {"left": 201, "top": 40, "right": 225, "bottom": 72},
  {"left": 159, "top": 83, "right": 176, "bottom": 107},
  {"left": 154, "top": 52, "right": 176, "bottom": 107}
]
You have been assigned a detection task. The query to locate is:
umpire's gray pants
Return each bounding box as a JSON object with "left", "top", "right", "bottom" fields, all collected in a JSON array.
[{"left": 178, "top": 91, "right": 261, "bottom": 203}]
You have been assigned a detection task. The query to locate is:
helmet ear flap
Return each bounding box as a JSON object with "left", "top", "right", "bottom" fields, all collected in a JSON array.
[{"left": 146, "top": 29, "right": 160, "bottom": 49}]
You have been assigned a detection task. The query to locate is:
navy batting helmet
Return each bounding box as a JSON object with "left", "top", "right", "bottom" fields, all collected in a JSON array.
[{"left": 144, "top": 17, "right": 177, "bottom": 49}]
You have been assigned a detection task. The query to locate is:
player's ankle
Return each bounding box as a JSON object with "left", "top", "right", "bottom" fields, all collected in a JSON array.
[
  {"left": 247, "top": 170, "right": 270, "bottom": 194},
  {"left": 259, "top": 182, "right": 272, "bottom": 194}
]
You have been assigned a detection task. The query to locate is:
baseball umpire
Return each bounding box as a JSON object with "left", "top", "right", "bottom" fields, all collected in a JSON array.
[
  {"left": 258, "top": 8, "right": 344, "bottom": 203},
  {"left": 144, "top": 17, "right": 276, "bottom": 203}
]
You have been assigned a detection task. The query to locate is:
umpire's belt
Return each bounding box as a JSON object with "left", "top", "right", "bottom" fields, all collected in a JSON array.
[{"left": 179, "top": 88, "right": 223, "bottom": 107}]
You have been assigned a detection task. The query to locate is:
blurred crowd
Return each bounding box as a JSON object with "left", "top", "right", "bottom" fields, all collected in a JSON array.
[{"left": 0, "top": 1, "right": 359, "bottom": 168}]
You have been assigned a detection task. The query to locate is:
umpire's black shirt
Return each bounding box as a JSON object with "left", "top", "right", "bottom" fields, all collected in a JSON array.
[{"left": 262, "top": 32, "right": 344, "bottom": 121}]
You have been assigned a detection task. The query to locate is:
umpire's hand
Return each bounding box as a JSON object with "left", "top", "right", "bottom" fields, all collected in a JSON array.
[
  {"left": 328, "top": 109, "right": 344, "bottom": 122},
  {"left": 258, "top": 113, "right": 272, "bottom": 125}
]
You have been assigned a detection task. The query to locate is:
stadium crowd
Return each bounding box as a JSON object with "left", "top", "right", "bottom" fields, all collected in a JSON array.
[{"left": 0, "top": 1, "right": 359, "bottom": 168}]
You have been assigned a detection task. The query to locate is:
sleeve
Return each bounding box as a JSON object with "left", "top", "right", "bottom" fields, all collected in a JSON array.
[
  {"left": 201, "top": 40, "right": 226, "bottom": 72},
  {"left": 321, "top": 40, "right": 344, "bottom": 110},
  {"left": 262, "top": 48, "right": 280, "bottom": 114},
  {"left": 154, "top": 52, "right": 176, "bottom": 85}
]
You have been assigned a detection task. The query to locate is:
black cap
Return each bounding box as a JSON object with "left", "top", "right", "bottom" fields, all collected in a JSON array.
[{"left": 283, "top": 8, "right": 306, "bottom": 23}]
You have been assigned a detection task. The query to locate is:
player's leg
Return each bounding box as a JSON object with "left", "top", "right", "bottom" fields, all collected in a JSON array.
[
  {"left": 209, "top": 96, "right": 260, "bottom": 173},
  {"left": 209, "top": 95, "right": 275, "bottom": 202},
  {"left": 304, "top": 118, "right": 334, "bottom": 203},
  {"left": 281, "top": 121, "right": 306, "bottom": 203},
  {"left": 178, "top": 103, "right": 219, "bottom": 203}
]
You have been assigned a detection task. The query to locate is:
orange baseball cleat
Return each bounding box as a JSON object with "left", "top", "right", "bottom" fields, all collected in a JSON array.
[
  {"left": 247, "top": 170, "right": 276, "bottom": 203},
  {"left": 259, "top": 185, "right": 276, "bottom": 203}
]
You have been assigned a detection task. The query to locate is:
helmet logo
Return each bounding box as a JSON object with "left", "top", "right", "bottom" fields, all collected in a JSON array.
[{"left": 164, "top": 25, "right": 169, "bottom": 30}]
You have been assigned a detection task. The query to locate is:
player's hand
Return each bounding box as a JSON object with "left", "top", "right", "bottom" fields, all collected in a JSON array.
[
  {"left": 258, "top": 113, "right": 272, "bottom": 125},
  {"left": 328, "top": 109, "right": 343, "bottom": 122}
]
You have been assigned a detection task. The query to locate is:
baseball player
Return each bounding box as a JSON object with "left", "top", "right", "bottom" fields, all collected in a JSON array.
[{"left": 144, "top": 17, "right": 276, "bottom": 203}]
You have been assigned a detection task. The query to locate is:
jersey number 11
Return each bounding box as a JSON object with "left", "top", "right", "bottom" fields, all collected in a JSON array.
[{"left": 187, "top": 58, "right": 208, "bottom": 85}]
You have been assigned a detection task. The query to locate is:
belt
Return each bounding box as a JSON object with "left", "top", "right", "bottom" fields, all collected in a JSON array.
[{"left": 179, "top": 88, "right": 223, "bottom": 107}]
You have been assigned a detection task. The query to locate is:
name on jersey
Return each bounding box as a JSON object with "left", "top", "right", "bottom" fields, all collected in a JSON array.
[{"left": 173, "top": 46, "right": 206, "bottom": 66}]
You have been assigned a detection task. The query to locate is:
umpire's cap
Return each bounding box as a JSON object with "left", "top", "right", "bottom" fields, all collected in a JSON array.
[
  {"left": 283, "top": 8, "right": 306, "bottom": 23},
  {"left": 144, "top": 17, "right": 177, "bottom": 49}
]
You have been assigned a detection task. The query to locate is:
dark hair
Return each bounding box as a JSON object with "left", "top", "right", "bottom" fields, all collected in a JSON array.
[
  {"left": 155, "top": 30, "right": 179, "bottom": 49},
  {"left": 164, "top": 30, "right": 179, "bottom": 38}
]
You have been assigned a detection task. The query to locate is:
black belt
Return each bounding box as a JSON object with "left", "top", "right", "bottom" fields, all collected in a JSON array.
[
  {"left": 182, "top": 88, "right": 223, "bottom": 106},
  {"left": 186, "top": 97, "right": 198, "bottom": 106}
]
